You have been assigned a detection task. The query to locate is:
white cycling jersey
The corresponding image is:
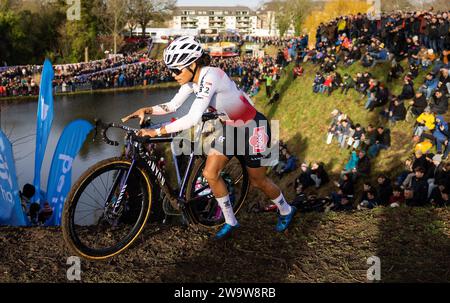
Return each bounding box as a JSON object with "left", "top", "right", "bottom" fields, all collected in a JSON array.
[{"left": 152, "top": 66, "right": 257, "bottom": 134}]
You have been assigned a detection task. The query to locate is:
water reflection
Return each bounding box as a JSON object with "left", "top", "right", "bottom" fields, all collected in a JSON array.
[{"left": 0, "top": 88, "right": 193, "bottom": 190}]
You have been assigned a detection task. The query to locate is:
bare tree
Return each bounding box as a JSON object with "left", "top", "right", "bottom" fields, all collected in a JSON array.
[
  {"left": 273, "top": 0, "right": 290, "bottom": 37},
  {"left": 93, "top": 0, "right": 129, "bottom": 54},
  {"left": 290, "top": 0, "right": 312, "bottom": 36},
  {"left": 127, "top": 0, "right": 176, "bottom": 37}
]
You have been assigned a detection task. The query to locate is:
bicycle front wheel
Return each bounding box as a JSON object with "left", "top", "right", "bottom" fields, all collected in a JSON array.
[{"left": 62, "top": 158, "right": 154, "bottom": 260}]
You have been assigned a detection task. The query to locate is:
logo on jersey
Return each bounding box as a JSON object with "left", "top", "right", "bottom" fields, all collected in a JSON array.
[{"left": 249, "top": 126, "right": 269, "bottom": 153}]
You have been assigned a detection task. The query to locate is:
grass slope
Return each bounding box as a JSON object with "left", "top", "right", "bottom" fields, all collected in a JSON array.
[{"left": 254, "top": 60, "right": 449, "bottom": 200}]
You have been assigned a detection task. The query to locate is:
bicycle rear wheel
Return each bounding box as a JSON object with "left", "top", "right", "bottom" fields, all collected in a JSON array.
[
  {"left": 62, "top": 158, "right": 154, "bottom": 260},
  {"left": 185, "top": 156, "right": 250, "bottom": 227}
]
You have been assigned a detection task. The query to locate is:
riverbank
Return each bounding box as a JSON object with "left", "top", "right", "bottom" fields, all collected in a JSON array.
[{"left": 0, "top": 81, "right": 180, "bottom": 104}]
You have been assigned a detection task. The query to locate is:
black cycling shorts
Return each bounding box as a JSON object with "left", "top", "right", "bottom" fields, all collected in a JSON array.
[{"left": 205, "top": 111, "right": 275, "bottom": 168}]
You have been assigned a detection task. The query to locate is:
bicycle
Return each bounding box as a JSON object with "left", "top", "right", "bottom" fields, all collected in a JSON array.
[{"left": 62, "top": 112, "right": 250, "bottom": 260}]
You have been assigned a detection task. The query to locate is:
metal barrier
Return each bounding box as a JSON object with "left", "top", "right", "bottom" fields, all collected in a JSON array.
[{"left": 54, "top": 83, "right": 93, "bottom": 94}]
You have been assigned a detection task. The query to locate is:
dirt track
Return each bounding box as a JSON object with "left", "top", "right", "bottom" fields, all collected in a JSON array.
[{"left": 1, "top": 206, "right": 449, "bottom": 283}]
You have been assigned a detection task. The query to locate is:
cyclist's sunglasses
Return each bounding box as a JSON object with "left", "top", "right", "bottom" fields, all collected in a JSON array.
[{"left": 169, "top": 67, "right": 183, "bottom": 75}]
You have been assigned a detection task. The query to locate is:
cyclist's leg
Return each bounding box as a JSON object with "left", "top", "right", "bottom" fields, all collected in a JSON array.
[
  {"left": 246, "top": 166, "right": 291, "bottom": 215},
  {"left": 243, "top": 112, "right": 296, "bottom": 231},
  {"left": 203, "top": 149, "right": 239, "bottom": 228},
  {"left": 203, "top": 149, "right": 230, "bottom": 199}
]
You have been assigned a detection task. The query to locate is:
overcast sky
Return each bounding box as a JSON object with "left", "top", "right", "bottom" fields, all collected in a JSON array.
[{"left": 176, "top": 0, "right": 266, "bottom": 10}]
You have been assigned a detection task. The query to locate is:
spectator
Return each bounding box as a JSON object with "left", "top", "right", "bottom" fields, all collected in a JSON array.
[
  {"left": 347, "top": 123, "right": 364, "bottom": 149},
  {"left": 382, "top": 96, "right": 406, "bottom": 123},
  {"left": 358, "top": 181, "right": 373, "bottom": 204},
  {"left": 330, "top": 173, "right": 355, "bottom": 211},
  {"left": 352, "top": 150, "right": 371, "bottom": 180},
  {"left": 433, "top": 116, "right": 449, "bottom": 157},
  {"left": 368, "top": 126, "right": 391, "bottom": 158},
  {"left": 294, "top": 163, "right": 314, "bottom": 190},
  {"left": 409, "top": 63, "right": 420, "bottom": 79},
  {"left": 398, "top": 77, "right": 415, "bottom": 101},
  {"left": 414, "top": 106, "right": 435, "bottom": 136},
  {"left": 405, "top": 166, "right": 429, "bottom": 206},
  {"left": 355, "top": 72, "right": 369, "bottom": 96},
  {"left": 429, "top": 183, "right": 449, "bottom": 207},
  {"left": 277, "top": 150, "right": 298, "bottom": 177},
  {"left": 419, "top": 72, "right": 439, "bottom": 99},
  {"left": 389, "top": 186, "right": 405, "bottom": 207},
  {"left": 340, "top": 73, "right": 355, "bottom": 95},
  {"left": 420, "top": 48, "right": 436, "bottom": 69},
  {"left": 313, "top": 72, "right": 324, "bottom": 93},
  {"left": 293, "top": 64, "right": 304, "bottom": 79},
  {"left": 387, "top": 59, "right": 404, "bottom": 82},
  {"left": 396, "top": 158, "right": 414, "bottom": 186},
  {"left": 414, "top": 135, "right": 434, "bottom": 155},
  {"left": 343, "top": 150, "right": 359, "bottom": 173},
  {"left": 336, "top": 119, "right": 352, "bottom": 148},
  {"left": 319, "top": 73, "right": 334, "bottom": 96},
  {"left": 326, "top": 109, "right": 344, "bottom": 144},
  {"left": 376, "top": 174, "right": 393, "bottom": 206},
  {"left": 437, "top": 68, "right": 450, "bottom": 95},
  {"left": 429, "top": 90, "right": 448, "bottom": 114},
  {"left": 264, "top": 72, "right": 274, "bottom": 98},
  {"left": 406, "top": 91, "right": 427, "bottom": 122},
  {"left": 310, "top": 162, "right": 329, "bottom": 188},
  {"left": 364, "top": 79, "right": 379, "bottom": 110},
  {"left": 357, "top": 189, "right": 378, "bottom": 210}
]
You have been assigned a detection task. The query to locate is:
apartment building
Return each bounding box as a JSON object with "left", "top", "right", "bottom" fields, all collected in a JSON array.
[{"left": 172, "top": 6, "right": 259, "bottom": 35}]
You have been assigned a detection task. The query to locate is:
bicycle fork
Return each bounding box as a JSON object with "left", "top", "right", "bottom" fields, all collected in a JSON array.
[{"left": 105, "top": 160, "right": 136, "bottom": 218}]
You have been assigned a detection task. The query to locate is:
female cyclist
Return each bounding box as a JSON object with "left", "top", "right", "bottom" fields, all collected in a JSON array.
[{"left": 122, "top": 36, "right": 297, "bottom": 239}]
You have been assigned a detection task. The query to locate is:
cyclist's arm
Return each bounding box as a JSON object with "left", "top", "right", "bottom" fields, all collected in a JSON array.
[
  {"left": 164, "top": 74, "right": 217, "bottom": 134},
  {"left": 147, "top": 84, "right": 193, "bottom": 116}
]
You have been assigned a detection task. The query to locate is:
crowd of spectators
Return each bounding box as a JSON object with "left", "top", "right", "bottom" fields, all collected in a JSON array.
[
  {"left": 264, "top": 10, "right": 450, "bottom": 213},
  {"left": 0, "top": 35, "right": 297, "bottom": 98}
]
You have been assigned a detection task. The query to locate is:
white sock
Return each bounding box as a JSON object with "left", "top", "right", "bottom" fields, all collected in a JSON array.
[
  {"left": 216, "top": 196, "right": 238, "bottom": 226},
  {"left": 271, "top": 193, "right": 292, "bottom": 216}
]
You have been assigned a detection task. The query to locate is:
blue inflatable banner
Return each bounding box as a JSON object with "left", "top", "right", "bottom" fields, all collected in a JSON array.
[
  {"left": 33, "top": 59, "right": 54, "bottom": 205},
  {"left": 0, "top": 130, "right": 27, "bottom": 226},
  {"left": 45, "top": 120, "right": 93, "bottom": 226}
]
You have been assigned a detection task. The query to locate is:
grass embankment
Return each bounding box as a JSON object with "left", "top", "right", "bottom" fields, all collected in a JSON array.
[{"left": 254, "top": 60, "right": 450, "bottom": 200}]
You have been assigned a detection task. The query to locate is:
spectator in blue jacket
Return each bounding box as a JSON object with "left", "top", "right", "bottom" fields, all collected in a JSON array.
[
  {"left": 419, "top": 73, "right": 439, "bottom": 99},
  {"left": 343, "top": 150, "right": 359, "bottom": 174},
  {"left": 433, "top": 115, "right": 450, "bottom": 158},
  {"left": 277, "top": 150, "right": 298, "bottom": 178}
]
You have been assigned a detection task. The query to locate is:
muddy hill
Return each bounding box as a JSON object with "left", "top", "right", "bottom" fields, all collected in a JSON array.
[{"left": 1, "top": 204, "right": 449, "bottom": 282}]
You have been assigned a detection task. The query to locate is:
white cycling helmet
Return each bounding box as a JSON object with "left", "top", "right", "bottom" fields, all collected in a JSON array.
[{"left": 163, "top": 36, "right": 204, "bottom": 70}]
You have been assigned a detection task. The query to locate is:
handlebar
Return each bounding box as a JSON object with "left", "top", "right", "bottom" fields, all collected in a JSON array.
[
  {"left": 94, "top": 119, "right": 142, "bottom": 146},
  {"left": 94, "top": 112, "right": 224, "bottom": 146}
]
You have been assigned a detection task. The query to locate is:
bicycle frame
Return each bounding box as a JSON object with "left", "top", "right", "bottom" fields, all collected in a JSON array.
[{"left": 112, "top": 119, "right": 214, "bottom": 224}]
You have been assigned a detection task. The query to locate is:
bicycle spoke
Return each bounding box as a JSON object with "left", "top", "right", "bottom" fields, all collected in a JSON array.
[
  {"left": 98, "top": 171, "right": 109, "bottom": 199},
  {"left": 90, "top": 178, "right": 108, "bottom": 204},
  {"left": 81, "top": 190, "right": 106, "bottom": 210},
  {"left": 75, "top": 211, "right": 101, "bottom": 224},
  {"left": 74, "top": 207, "right": 102, "bottom": 214}
]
